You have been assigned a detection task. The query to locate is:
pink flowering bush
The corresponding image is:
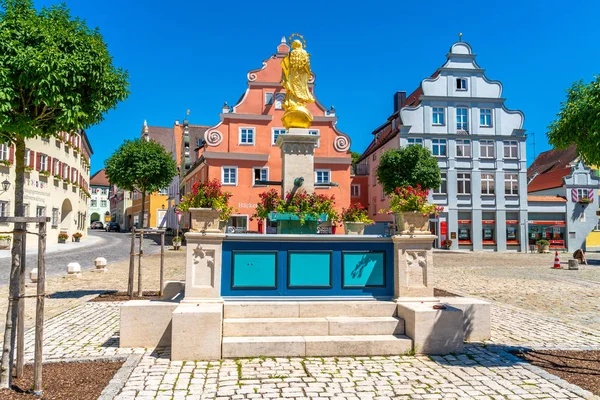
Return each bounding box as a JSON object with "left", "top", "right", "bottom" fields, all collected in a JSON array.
[
  {"left": 177, "top": 179, "right": 234, "bottom": 220},
  {"left": 341, "top": 203, "right": 373, "bottom": 224},
  {"left": 388, "top": 185, "right": 442, "bottom": 216},
  {"left": 253, "top": 189, "right": 337, "bottom": 225}
]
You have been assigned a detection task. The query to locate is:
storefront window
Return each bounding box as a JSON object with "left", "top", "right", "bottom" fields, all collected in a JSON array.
[{"left": 528, "top": 223, "right": 565, "bottom": 248}]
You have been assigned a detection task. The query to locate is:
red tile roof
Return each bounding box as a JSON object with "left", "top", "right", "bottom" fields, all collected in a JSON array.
[
  {"left": 527, "top": 195, "right": 567, "bottom": 203},
  {"left": 527, "top": 145, "right": 577, "bottom": 178},
  {"left": 527, "top": 167, "right": 571, "bottom": 193},
  {"left": 90, "top": 168, "right": 110, "bottom": 187}
]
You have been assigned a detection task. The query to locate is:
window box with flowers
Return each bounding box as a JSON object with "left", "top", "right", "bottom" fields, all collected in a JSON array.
[
  {"left": 341, "top": 203, "right": 373, "bottom": 235},
  {"left": 39, "top": 170, "right": 51, "bottom": 177},
  {"left": 177, "top": 179, "right": 234, "bottom": 233},
  {"left": 386, "top": 185, "right": 441, "bottom": 235},
  {"left": 0, "top": 160, "right": 12, "bottom": 168},
  {"left": 24, "top": 166, "right": 34, "bottom": 173},
  {"left": 58, "top": 232, "right": 69, "bottom": 244},
  {"left": 72, "top": 232, "right": 83, "bottom": 242},
  {"left": 578, "top": 197, "right": 592, "bottom": 205}
]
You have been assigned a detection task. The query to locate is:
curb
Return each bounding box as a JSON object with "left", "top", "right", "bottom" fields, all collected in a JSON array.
[{"left": 98, "top": 353, "right": 144, "bottom": 400}]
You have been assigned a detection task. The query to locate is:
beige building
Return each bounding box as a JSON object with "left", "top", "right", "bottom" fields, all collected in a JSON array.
[{"left": 0, "top": 130, "right": 92, "bottom": 247}]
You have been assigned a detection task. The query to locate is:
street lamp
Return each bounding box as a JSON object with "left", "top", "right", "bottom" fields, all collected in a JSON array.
[{"left": 1, "top": 180, "right": 10, "bottom": 193}]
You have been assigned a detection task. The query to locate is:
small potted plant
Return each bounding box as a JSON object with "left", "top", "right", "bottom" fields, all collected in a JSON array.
[
  {"left": 387, "top": 185, "right": 441, "bottom": 235},
  {"left": 341, "top": 203, "right": 373, "bottom": 235},
  {"left": 177, "top": 179, "right": 234, "bottom": 233},
  {"left": 24, "top": 166, "right": 34, "bottom": 173},
  {"left": 172, "top": 235, "right": 182, "bottom": 250},
  {"left": 537, "top": 239, "right": 550, "bottom": 253},
  {"left": 58, "top": 232, "right": 69, "bottom": 244},
  {"left": 0, "top": 235, "right": 11, "bottom": 250},
  {"left": 72, "top": 232, "right": 83, "bottom": 242},
  {"left": 442, "top": 239, "right": 452, "bottom": 249},
  {"left": 40, "top": 170, "right": 51, "bottom": 177}
]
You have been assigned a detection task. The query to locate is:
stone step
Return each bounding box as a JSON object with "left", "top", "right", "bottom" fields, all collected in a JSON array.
[
  {"left": 223, "top": 316, "right": 404, "bottom": 337},
  {"left": 224, "top": 301, "right": 397, "bottom": 319},
  {"left": 222, "top": 335, "right": 413, "bottom": 358}
]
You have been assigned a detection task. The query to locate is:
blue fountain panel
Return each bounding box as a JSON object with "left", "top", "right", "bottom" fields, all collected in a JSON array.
[
  {"left": 342, "top": 251, "right": 385, "bottom": 288},
  {"left": 288, "top": 251, "right": 332, "bottom": 288},
  {"left": 232, "top": 251, "right": 277, "bottom": 289}
]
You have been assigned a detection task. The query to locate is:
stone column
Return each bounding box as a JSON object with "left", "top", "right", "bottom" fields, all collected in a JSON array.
[
  {"left": 277, "top": 128, "right": 319, "bottom": 195},
  {"left": 172, "top": 232, "right": 225, "bottom": 361},
  {"left": 392, "top": 235, "right": 436, "bottom": 299}
]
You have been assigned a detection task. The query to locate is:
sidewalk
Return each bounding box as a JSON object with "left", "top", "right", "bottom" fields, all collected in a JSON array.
[{"left": 0, "top": 233, "right": 104, "bottom": 259}]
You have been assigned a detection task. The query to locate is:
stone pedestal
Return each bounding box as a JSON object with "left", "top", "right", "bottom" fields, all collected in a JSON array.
[
  {"left": 171, "top": 302, "right": 223, "bottom": 361},
  {"left": 183, "top": 232, "right": 225, "bottom": 301},
  {"left": 93, "top": 257, "right": 108, "bottom": 273},
  {"left": 276, "top": 128, "right": 319, "bottom": 195},
  {"left": 66, "top": 262, "right": 81, "bottom": 278},
  {"left": 392, "top": 235, "right": 436, "bottom": 299}
]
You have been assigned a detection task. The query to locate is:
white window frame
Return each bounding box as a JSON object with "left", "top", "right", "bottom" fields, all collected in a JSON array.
[
  {"left": 40, "top": 154, "right": 48, "bottom": 171},
  {"left": 265, "top": 92, "right": 274, "bottom": 105},
  {"left": 23, "top": 204, "right": 29, "bottom": 217},
  {"left": 457, "top": 173, "right": 471, "bottom": 195},
  {"left": 0, "top": 144, "right": 8, "bottom": 161},
  {"left": 456, "top": 139, "right": 472, "bottom": 158},
  {"left": 309, "top": 129, "right": 320, "bottom": 148},
  {"left": 272, "top": 128, "right": 286, "bottom": 145},
  {"left": 480, "top": 108, "right": 492, "bottom": 127},
  {"left": 315, "top": 169, "right": 331, "bottom": 185},
  {"left": 351, "top": 184, "right": 360, "bottom": 197},
  {"left": 456, "top": 107, "right": 469, "bottom": 132},
  {"left": 24, "top": 148, "right": 30, "bottom": 166},
  {"left": 222, "top": 166, "right": 238, "bottom": 186},
  {"left": 432, "top": 173, "right": 447, "bottom": 194},
  {"left": 577, "top": 188, "right": 590, "bottom": 200},
  {"left": 481, "top": 173, "right": 495, "bottom": 195},
  {"left": 432, "top": 107, "right": 445, "bottom": 125},
  {"left": 480, "top": 140, "right": 495, "bottom": 159},
  {"left": 0, "top": 201, "right": 9, "bottom": 217},
  {"left": 505, "top": 173, "right": 519, "bottom": 196},
  {"left": 456, "top": 78, "right": 467, "bottom": 90},
  {"left": 36, "top": 206, "right": 45, "bottom": 217},
  {"left": 101, "top": 200, "right": 107, "bottom": 207},
  {"left": 90, "top": 199, "right": 97, "bottom": 207},
  {"left": 51, "top": 208, "right": 58, "bottom": 227},
  {"left": 431, "top": 139, "right": 447, "bottom": 157},
  {"left": 503, "top": 140, "right": 519, "bottom": 159},
  {"left": 253, "top": 167, "right": 269, "bottom": 186},
  {"left": 407, "top": 138, "right": 423, "bottom": 147},
  {"left": 274, "top": 93, "right": 285, "bottom": 110},
  {"left": 238, "top": 127, "right": 255, "bottom": 145}
]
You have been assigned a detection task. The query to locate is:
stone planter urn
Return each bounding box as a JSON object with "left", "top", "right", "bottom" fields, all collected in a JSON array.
[
  {"left": 343, "top": 221, "right": 365, "bottom": 235},
  {"left": 537, "top": 244, "right": 550, "bottom": 253},
  {"left": 395, "top": 212, "right": 430, "bottom": 235},
  {"left": 189, "top": 208, "right": 224, "bottom": 233},
  {"left": 58, "top": 238, "right": 66, "bottom": 244},
  {"left": 74, "top": 237, "right": 81, "bottom": 243}
]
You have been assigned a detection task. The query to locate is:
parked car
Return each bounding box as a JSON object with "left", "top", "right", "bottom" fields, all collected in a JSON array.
[
  {"left": 105, "top": 222, "right": 120, "bottom": 232},
  {"left": 90, "top": 221, "right": 104, "bottom": 230}
]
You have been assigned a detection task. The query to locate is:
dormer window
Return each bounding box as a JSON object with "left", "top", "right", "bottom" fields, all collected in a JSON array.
[{"left": 456, "top": 78, "right": 467, "bottom": 90}]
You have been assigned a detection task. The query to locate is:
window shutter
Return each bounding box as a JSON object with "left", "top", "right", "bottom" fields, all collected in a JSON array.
[
  {"left": 48, "top": 157, "right": 52, "bottom": 174},
  {"left": 35, "top": 152, "right": 41, "bottom": 171},
  {"left": 59, "top": 162, "right": 63, "bottom": 178},
  {"left": 8, "top": 146, "right": 14, "bottom": 163},
  {"left": 589, "top": 189, "right": 594, "bottom": 203},
  {"left": 29, "top": 151, "right": 34, "bottom": 168}
]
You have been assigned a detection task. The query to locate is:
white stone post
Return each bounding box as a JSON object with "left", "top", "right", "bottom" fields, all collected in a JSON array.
[
  {"left": 392, "top": 235, "right": 436, "bottom": 299},
  {"left": 276, "top": 128, "right": 319, "bottom": 195}
]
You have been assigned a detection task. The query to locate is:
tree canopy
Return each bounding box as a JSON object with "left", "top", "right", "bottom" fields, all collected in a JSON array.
[
  {"left": 105, "top": 138, "right": 177, "bottom": 195},
  {"left": 0, "top": 0, "right": 129, "bottom": 142},
  {"left": 548, "top": 75, "right": 600, "bottom": 165},
  {"left": 376, "top": 145, "right": 441, "bottom": 194}
]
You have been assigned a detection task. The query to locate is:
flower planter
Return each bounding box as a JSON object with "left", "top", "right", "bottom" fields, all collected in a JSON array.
[
  {"left": 395, "top": 212, "right": 430, "bottom": 235},
  {"left": 74, "top": 237, "right": 80, "bottom": 243},
  {"left": 58, "top": 239, "right": 66, "bottom": 244},
  {"left": 537, "top": 244, "right": 550, "bottom": 253},
  {"left": 343, "top": 222, "right": 365, "bottom": 235},
  {"left": 268, "top": 212, "right": 327, "bottom": 235},
  {"left": 189, "top": 208, "right": 224, "bottom": 233}
]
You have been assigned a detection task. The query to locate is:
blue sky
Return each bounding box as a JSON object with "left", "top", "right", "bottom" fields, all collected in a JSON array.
[{"left": 34, "top": 0, "right": 600, "bottom": 175}]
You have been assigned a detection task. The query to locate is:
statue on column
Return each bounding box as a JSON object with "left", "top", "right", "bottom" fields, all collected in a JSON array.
[{"left": 281, "top": 34, "right": 315, "bottom": 129}]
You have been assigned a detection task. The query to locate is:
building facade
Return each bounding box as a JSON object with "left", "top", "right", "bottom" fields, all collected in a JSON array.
[
  {"left": 358, "top": 41, "right": 528, "bottom": 251},
  {"left": 89, "top": 168, "right": 111, "bottom": 225},
  {"left": 110, "top": 187, "right": 132, "bottom": 230},
  {"left": 181, "top": 38, "right": 352, "bottom": 233},
  {"left": 0, "top": 131, "right": 92, "bottom": 246}
]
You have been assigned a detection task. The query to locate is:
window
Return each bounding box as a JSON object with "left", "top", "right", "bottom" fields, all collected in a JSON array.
[
  {"left": 351, "top": 184, "right": 360, "bottom": 197},
  {"left": 503, "top": 140, "right": 519, "bottom": 159},
  {"left": 407, "top": 138, "right": 423, "bottom": 147},
  {"left": 51, "top": 208, "right": 58, "bottom": 227},
  {"left": 456, "top": 139, "right": 472, "bottom": 158},
  {"left": 0, "top": 144, "right": 8, "bottom": 161},
  {"left": 23, "top": 204, "right": 29, "bottom": 217},
  {"left": 272, "top": 128, "right": 286, "bottom": 145},
  {"left": 274, "top": 93, "right": 285, "bottom": 110},
  {"left": 481, "top": 173, "right": 495, "bottom": 195},
  {"left": 432, "top": 107, "right": 445, "bottom": 125},
  {"left": 505, "top": 174, "right": 519, "bottom": 195},
  {"left": 63, "top": 164, "right": 68, "bottom": 178},
  {"left": 372, "top": 171, "right": 377, "bottom": 186},
  {"left": 40, "top": 154, "right": 48, "bottom": 171},
  {"left": 431, "top": 139, "right": 447, "bottom": 157},
  {"left": 577, "top": 189, "right": 590, "bottom": 201},
  {"left": 456, "top": 78, "right": 467, "bottom": 90},
  {"left": 480, "top": 109, "right": 492, "bottom": 127},
  {"left": 480, "top": 140, "right": 495, "bottom": 159},
  {"left": 372, "top": 153, "right": 376, "bottom": 161},
  {"left": 101, "top": 200, "right": 107, "bottom": 207},
  {"left": 432, "top": 173, "right": 447, "bottom": 194},
  {"left": 457, "top": 173, "right": 471, "bottom": 194},
  {"left": 239, "top": 128, "right": 255, "bottom": 145},
  {"left": 91, "top": 199, "right": 97, "bottom": 207},
  {"left": 36, "top": 206, "right": 45, "bottom": 217},
  {"left": 309, "top": 129, "right": 320, "bottom": 148},
  {"left": 456, "top": 108, "right": 468, "bottom": 132},
  {"left": 222, "top": 167, "right": 237, "bottom": 185},
  {"left": 315, "top": 170, "right": 331, "bottom": 184},
  {"left": 265, "top": 92, "right": 274, "bottom": 105},
  {"left": 24, "top": 148, "right": 30, "bottom": 166},
  {"left": 253, "top": 167, "right": 268, "bottom": 185},
  {"left": 0, "top": 201, "right": 8, "bottom": 217}
]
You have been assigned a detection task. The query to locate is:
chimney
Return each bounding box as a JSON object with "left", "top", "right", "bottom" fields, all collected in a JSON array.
[
  {"left": 393, "top": 91, "right": 407, "bottom": 113},
  {"left": 222, "top": 101, "right": 231, "bottom": 114}
]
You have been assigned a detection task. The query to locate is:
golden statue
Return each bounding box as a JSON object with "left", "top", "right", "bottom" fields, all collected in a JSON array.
[{"left": 281, "top": 34, "right": 315, "bottom": 129}]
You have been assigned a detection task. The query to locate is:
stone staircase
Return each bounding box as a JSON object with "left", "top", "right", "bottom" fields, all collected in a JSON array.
[{"left": 222, "top": 301, "right": 412, "bottom": 358}]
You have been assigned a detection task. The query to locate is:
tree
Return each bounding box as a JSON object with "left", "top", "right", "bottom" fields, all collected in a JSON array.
[
  {"left": 350, "top": 151, "right": 360, "bottom": 174},
  {"left": 548, "top": 75, "right": 600, "bottom": 165},
  {"left": 376, "top": 145, "right": 441, "bottom": 195},
  {"left": 0, "top": 0, "right": 129, "bottom": 387}
]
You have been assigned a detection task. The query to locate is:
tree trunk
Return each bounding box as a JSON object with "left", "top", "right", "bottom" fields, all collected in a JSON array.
[
  {"left": 137, "top": 190, "right": 146, "bottom": 297},
  {"left": 0, "top": 137, "right": 26, "bottom": 388},
  {"left": 140, "top": 190, "right": 146, "bottom": 229}
]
